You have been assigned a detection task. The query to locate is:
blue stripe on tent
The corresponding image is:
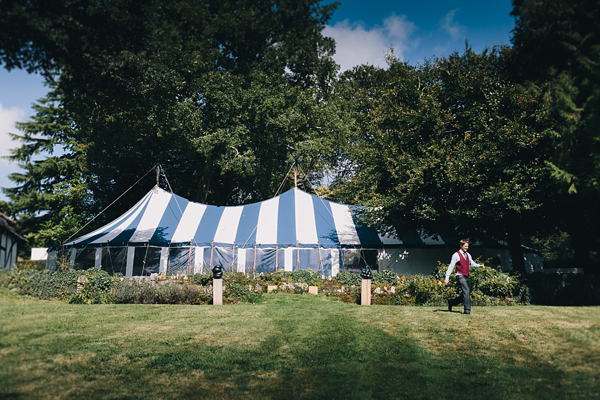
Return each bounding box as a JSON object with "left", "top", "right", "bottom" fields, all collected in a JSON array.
[
  {"left": 235, "top": 202, "right": 261, "bottom": 247},
  {"left": 70, "top": 193, "right": 151, "bottom": 246},
  {"left": 88, "top": 200, "right": 153, "bottom": 246},
  {"left": 150, "top": 194, "right": 189, "bottom": 244},
  {"left": 193, "top": 206, "right": 224, "bottom": 245},
  {"left": 349, "top": 208, "right": 384, "bottom": 247},
  {"left": 277, "top": 190, "right": 296, "bottom": 245},
  {"left": 313, "top": 197, "right": 339, "bottom": 247}
]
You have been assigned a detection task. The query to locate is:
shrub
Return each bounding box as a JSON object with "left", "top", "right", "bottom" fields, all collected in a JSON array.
[
  {"left": 223, "top": 283, "right": 264, "bottom": 304},
  {"left": 111, "top": 280, "right": 140, "bottom": 304},
  {"left": 372, "top": 270, "right": 398, "bottom": 285},
  {"left": 224, "top": 272, "right": 252, "bottom": 287},
  {"left": 334, "top": 270, "right": 361, "bottom": 287},
  {"left": 9, "top": 269, "right": 79, "bottom": 300},
  {"left": 6, "top": 266, "right": 597, "bottom": 307},
  {"left": 397, "top": 275, "right": 439, "bottom": 305},
  {"left": 69, "top": 269, "right": 114, "bottom": 304},
  {"left": 193, "top": 273, "right": 212, "bottom": 286},
  {"left": 326, "top": 285, "right": 360, "bottom": 304},
  {"left": 257, "top": 270, "right": 288, "bottom": 286},
  {"left": 469, "top": 268, "right": 517, "bottom": 298},
  {"left": 372, "top": 289, "right": 397, "bottom": 305},
  {"left": 155, "top": 284, "right": 202, "bottom": 305},
  {"left": 225, "top": 283, "right": 250, "bottom": 303},
  {"left": 522, "top": 273, "right": 600, "bottom": 306},
  {"left": 0, "top": 268, "right": 11, "bottom": 287},
  {"left": 112, "top": 281, "right": 211, "bottom": 305},
  {"left": 290, "top": 268, "right": 322, "bottom": 286},
  {"left": 16, "top": 260, "right": 46, "bottom": 271}
]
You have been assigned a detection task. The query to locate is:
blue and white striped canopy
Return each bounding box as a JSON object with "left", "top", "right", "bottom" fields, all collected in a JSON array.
[{"left": 64, "top": 186, "right": 448, "bottom": 249}]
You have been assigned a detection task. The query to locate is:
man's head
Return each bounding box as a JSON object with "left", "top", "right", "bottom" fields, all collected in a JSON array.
[{"left": 459, "top": 239, "right": 469, "bottom": 252}]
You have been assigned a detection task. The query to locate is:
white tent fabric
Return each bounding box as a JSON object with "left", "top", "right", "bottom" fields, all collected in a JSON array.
[
  {"left": 56, "top": 186, "right": 543, "bottom": 277},
  {"left": 65, "top": 186, "right": 382, "bottom": 249}
]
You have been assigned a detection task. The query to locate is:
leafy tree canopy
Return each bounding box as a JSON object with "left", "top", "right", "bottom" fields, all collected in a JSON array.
[
  {"left": 331, "top": 48, "right": 554, "bottom": 271},
  {"left": 0, "top": 0, "right": 344, "bottom": 245}
]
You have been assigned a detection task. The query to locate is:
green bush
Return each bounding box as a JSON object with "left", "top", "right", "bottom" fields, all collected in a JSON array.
[
  {"left": 224, "top": 272, "right": 252, "bottom": 287},
  {"left": 8, "top": 269, "right": 79, "bottom": 300},
  {"left": 469, "top": 268, "right": 517, "bottom": 298},
  {"left": 155, "top": 284, "right": 201, "bottom": 305},
  {"left": 69, "top": 269, "right": 114, "bottom": 304},
  {"left": 0, "top": 268, "right": 11, "bottom": 287},
  {"left": 112, "top": 281, "right": 210, "bottom": 305},
  {"left": 372, "top": 290, "right": 397, "bottom": 305},
  {"left": 6, "top": 266, "right": 597, "bottom": 306},
  {"left": 16, "top": 260, "right": 46, "bottom": 271},
  {"left": 326, "top": 284, "right": 360, "bottom": 304},
  {"left": 111, "top": 280, "right": 139, "bottom": 304},
  {"left": 522, "top": 273, "right": 600, "bottom": 305},
  {"left": 223, "top": 283, "right": 264, "bottom": 304},
  {"left": 372, "top": 269, "right": 398, "bottom": 285},
  {"left": 290, "top": 269, "right": 322, "bottom": 286},
  {"left": 397, "top": 275, "right": 439, "bottom": 305},
  {"left": 193, "top": 273, "right": 213, "bottom": 286},
  {"left": 334, "top": 270, "right": 361, "bottom": 287}
]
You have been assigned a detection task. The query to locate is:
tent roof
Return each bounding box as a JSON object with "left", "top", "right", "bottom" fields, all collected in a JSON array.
[{"left": 65, "top": 186, "right": 450, "bottom": 249}]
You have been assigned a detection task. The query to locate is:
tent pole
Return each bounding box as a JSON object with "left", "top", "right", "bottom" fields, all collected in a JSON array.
[
  {"left": 253, "top": 245, "right": 257, "bottom": 275},
  {"left": 318, "top": 247, "right": 323, "bottom": 276},
  {"left": 293, "top": 155, "right": 298, "bottom": 188},
  {"left": 188, "top": 246, "right": 193, "bottom": 276}
]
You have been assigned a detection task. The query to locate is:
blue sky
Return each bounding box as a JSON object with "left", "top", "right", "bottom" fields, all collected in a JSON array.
[{"left": 0, "top": 0, "right": 515, "bottom": 202}]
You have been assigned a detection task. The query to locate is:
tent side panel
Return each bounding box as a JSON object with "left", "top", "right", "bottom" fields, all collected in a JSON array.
[{"left": 194, "top": 247, "right": 204, "bottom": 274}]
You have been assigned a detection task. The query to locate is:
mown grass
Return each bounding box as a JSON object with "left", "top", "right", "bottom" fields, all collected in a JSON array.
[{"left": 1, "top": 288, "right": 599, "bottom": 399}]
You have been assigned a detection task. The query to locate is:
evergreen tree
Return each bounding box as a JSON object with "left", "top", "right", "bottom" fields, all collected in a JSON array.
[
  {"left": 509, "top": 0, "right": 600, "bottom": 271},
  {"left": 1, "top": 82, "right": 91, "bottom": 246}
]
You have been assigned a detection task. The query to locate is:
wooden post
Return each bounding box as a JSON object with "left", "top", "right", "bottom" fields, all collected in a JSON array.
[
  {"left": 213, "top": 278, "right": 223, "bottom": 305},
  {"left": 212, "top": 265, "right": 224, "bottom": 306},
  {"left": 361, "top": 278, "right": 371, "bottom": 306}
]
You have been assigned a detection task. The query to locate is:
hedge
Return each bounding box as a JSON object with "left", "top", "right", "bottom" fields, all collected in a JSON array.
[{"left": 1, "top": 266, "right": 598, "bottom": 306}]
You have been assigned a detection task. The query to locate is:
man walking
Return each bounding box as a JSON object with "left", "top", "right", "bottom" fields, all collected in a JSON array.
[{"left": 444, "top": 239, "right": 485, "bottom": 314}]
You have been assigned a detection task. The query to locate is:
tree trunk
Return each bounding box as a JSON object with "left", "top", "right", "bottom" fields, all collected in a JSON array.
[
  {"left": 569, "top": 227, "right": 591, "bottom": 274},
  {"left": 564, "top": 195, "right": 593, "bottom": 274},
  {"left": 507, "top": 225, "right": 525, "bottom": 274}
]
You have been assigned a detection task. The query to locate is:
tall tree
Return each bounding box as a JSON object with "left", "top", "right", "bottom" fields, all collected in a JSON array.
[
  {"left": 509, "top": 0, "right": 600, "bottom": 271},
  {"left": 0, "top": 82, "right": 91, "bottom": 246},
  {"left": 0, "top": 0, "right": 343, "bottom": 243},
  {"left": 333, "top": 49, "right": 553, "bottom": 272}
]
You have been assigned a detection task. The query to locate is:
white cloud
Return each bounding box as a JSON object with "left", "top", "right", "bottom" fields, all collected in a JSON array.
[
  {"left": 324, "top": 14, "right": 418, "bottom": 72},
  {"left": 0, "top": 104, "right": 25, "bottom": 161},
  {"left": 439, "top": 9, "right": 466, "bottom": 41},
  {"left": 0, "top": 104, "right": 25, "bottom": 199}
]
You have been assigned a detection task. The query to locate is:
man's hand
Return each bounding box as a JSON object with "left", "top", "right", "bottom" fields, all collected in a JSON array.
[{"left": 444, "top": 279, "right": 449, "bottom": 285}]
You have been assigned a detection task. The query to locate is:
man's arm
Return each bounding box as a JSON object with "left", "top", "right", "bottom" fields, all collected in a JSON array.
[
  {"left": 444, "top": 253, "right": 459, "bottom": 284},
  {"left": 469, "top": 255, "right": 485, "bottom": 269}
]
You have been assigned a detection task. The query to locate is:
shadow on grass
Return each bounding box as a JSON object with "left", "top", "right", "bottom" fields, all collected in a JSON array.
[{"left": 1, "top": 295, "right": 593, "bottom": 400}]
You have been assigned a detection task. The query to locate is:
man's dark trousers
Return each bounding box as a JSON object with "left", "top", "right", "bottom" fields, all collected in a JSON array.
[{"left": 449, "top": 275, "right": 471, "bottom": 313}]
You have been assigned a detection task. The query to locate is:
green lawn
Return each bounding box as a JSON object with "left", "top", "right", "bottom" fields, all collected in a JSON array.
[{"left": 1, "top": 289, "right": 599, "bottom": 399}]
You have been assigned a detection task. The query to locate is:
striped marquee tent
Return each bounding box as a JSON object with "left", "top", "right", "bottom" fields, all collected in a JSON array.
[{"left": 52, "top": 186, "right": 543, "bottom": 277}]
